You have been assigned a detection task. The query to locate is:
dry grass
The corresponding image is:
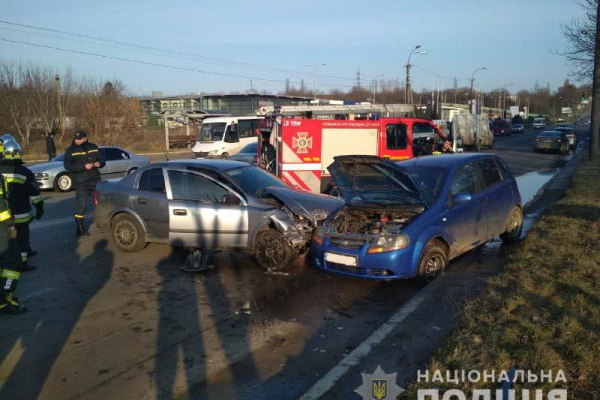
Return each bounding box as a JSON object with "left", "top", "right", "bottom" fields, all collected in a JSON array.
[
  {"left": 21, "top": 128, "right": 169, "bottom": 161},
  {"left": 403, "top": 158, "right": 600, "bottom": 399}
]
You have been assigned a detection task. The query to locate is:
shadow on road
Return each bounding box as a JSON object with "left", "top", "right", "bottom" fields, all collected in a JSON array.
[{"left": 0, "top": 239, "right": 113, "bottom": 400}]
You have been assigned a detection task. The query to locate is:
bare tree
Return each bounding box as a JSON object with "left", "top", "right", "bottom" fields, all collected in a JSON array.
[
  {"left": 0, "top": 60, "right": 35, "bottom": 144},
  {"left": 555, "top": 0, "right": 598, "bottom": 81}
]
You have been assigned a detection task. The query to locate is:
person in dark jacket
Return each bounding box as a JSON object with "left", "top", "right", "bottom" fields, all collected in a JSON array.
[
  {"left": 0, "top": 172, "right": 27, "bottom": 314},
  {"left": 63, "top": 131, "right": 105, "bottom": 236},
  {"left": 0, "top": 140, "right": 44, "bottom": 271},
  {"left": 46, "top": 130, "right": 57, "bottom": 161}
]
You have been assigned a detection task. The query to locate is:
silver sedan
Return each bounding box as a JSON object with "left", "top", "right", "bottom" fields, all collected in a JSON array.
[
  {"left": 94, "top": 160, "right": 342, "bottom": 271},
  {"left": 29, "top": 146, "right": 150, "bottom": 192}
]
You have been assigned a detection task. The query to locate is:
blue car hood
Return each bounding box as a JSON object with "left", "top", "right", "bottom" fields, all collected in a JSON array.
[{"left": 327, "top": 155, "right": 428, "bottom": 207}]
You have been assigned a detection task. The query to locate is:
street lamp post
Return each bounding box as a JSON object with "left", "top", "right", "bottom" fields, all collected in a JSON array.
[
  {"left": 303, "top": 63, "right": 327, "bottom": 99},
  {"left": 405, "top": 45, "right": 427, "bottom": 104},
  {"left": 499, "top": 82, "right": 514, "bottom": 118},
  {"left": 469, "top": 67, "right": 488, "bottom": 114}
]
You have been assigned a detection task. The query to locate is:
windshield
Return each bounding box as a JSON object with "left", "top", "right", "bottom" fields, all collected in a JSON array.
[
  {"left": 534, "top": 119, "right": 544, "bottom": 123},
  {"left": 402, "top": 166, "right": 448, "bottom": 203},
  {"left": 198, "top": 123, "right": 227, "bottom": 142},
  {"left": 514, "top": 124, "right": 523, "bottom": 128},
  {"left": 226, "top": 166, "right": 287, "bottom": 196},
  {"left": 555, "top": 128, "right": 574, "bottom": 134},
  {"left": 539, "top": 132, "right": 561, "bottom": 138}
]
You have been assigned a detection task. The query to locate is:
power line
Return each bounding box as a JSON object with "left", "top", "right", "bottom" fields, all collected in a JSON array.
[{"left": 0, "top": 20, "right": 357, "bottom": 82}]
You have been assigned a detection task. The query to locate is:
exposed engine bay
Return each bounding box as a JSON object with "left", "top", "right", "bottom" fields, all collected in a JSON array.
[{"left": 328, "top": 206, "right": 423, "bottom": 235}]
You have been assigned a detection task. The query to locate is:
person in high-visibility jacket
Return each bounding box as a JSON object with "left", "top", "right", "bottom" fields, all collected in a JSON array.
[
  {"left": 0, "top": 140, "right": 44, "bottom": 271},
  {"left": 0, "top": 172, "right": 27, "bottom": 314}
]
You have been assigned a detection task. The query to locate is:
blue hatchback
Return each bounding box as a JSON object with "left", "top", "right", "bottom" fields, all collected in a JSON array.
[{"left": 310, "top": 154, "right": 523, "bottom": 281}]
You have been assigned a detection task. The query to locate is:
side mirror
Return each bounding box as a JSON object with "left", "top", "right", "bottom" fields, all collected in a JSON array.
[
  {"left": 221, "top": 193, "right": 241, "bottom": 205},
  {"left": 453, "top": 192, "right": 472, "bottom": 205}
]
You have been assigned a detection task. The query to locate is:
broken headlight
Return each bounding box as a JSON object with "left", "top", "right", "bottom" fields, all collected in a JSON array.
[
  {"left": 312, "top": 226, "right": 325, "bottom": 245},
  {"left": 367, "top": 234, "right": 410, "bottom": 254}
]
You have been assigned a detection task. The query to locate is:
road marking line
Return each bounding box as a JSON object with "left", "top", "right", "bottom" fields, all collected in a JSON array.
[
  {"left": 20, "top": 287, "right": 56, "bottom": 300},
  {"left": 30, "top": 215, "right": 91, "bottom": 230},
  {"left": 298, "top": 275, "right": 446, "bottom": 400}
]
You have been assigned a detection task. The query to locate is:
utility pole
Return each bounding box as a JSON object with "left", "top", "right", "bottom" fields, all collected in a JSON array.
[
  {"left": 369, "top": 74, "right": 384, "bottom": 104},
  {"left": 405, "top": 45, "right": 426, "bottom": 104},
  {"left": 55, "top": 74, "right": 64, "bottom": 141},
  {"left": 589, "top": 0, "right": 600, "bottom": 160},
  {"left": 303, "top": 63, "right": 327, "bottom": 99}
]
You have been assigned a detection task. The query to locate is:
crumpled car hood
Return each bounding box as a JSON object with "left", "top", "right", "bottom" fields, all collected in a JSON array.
[{"left": 260, "top": 186, "right": 343, "bottom": 225}]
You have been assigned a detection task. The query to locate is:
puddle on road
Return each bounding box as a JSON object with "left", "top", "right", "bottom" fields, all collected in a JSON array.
[{"left": 516, "top": 168, "right": 558, "bottom": 205}]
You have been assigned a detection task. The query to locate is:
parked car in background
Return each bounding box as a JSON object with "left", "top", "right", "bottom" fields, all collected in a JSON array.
[
  {"left": 534, "top": 131, "right": 570, "bottom": 154},
  {"left": 29, "top": 146, "right": 150, "bottom": 192},
  {"left": 452, "top": 114, "right": 494, "bottom": 151},
  {"left": 492, "top": 119, "right": 511, "bottom": 136},
  {"left": 310, "top": 154, "right": 523, "bottom": 281},
  {"left": 511, "top": 124, "right": 525, "bottom": 134},
  {"left": 231, "top": 142, "right": 259, "bottom": 164},
  {"left": 94, "top": 160, "right": 342, "bottom": 271},
  {"left": 554, "top": 126, "right": 577, "bottom": 148}
]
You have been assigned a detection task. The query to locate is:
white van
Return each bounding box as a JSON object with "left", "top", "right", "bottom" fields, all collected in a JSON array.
[
  {"left": 533, "top": 117, "right": 546, "bottom": 129},
  {"left": 192, "top": 116, "right": 261, "bottom": 159}
]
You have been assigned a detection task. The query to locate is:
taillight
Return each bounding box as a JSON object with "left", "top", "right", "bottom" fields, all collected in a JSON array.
[{"left": 94, "top": 190, "right": 98, "bottom": 206}]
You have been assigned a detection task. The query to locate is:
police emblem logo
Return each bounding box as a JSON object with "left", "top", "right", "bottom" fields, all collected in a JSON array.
[
  {"left": 292, "top": 132, "right": 312, "bottom": 154},
  {"left": 355, "top": 366, "right": 403, "bottom": 400}
]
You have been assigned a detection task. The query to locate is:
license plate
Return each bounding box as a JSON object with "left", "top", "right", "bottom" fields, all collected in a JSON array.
[{"left": 325, "top": 252, "right": 357, "bottom": 267}]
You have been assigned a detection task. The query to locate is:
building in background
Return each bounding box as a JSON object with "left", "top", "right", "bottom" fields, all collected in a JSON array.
[{"left": 139, "top": 93, "right": 313, "bottom": 125}]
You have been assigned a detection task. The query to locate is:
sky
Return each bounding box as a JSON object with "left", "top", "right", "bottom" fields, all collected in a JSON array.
[{"left": 0, "top": 0, "right": 588, "bottom": 96}]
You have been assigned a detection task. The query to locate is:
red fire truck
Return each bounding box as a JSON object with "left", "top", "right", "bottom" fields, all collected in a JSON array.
[{"left": 256, "top": 104, "right": 446, "bottom": 193}]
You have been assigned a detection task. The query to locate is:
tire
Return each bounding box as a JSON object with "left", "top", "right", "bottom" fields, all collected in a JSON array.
[
  {"left": 253, "top": 229, "right": 294, "bottom": 272},
  {"left": 110, "top": 213, "right": 147, "bottom": 252},
  {"left": 500, "top": 206, "right": 523, "bottom": 243},
  {"left": 221, "top": 152, "right": 230, "bottom": 159},
  {"left": 54, "top": 172, "right": 73, "bottom": 192},
  {"left": 416, "top": 239, "right": 448, "bottom": 283}
]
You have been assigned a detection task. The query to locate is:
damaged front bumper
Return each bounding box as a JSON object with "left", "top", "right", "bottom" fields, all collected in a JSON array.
[{"left": 309, "top": 236, "right": 418, "bottom": 280}]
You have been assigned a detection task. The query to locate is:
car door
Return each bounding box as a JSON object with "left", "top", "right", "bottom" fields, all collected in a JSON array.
[
  {"left": 166, "top": 169, "right": 249, "bottom": 248},
  {"left": 223, "top": 124, "right": 241, "bottom": 156},
  {"left": 133, "top": 167, "right": 169, "bottom": 240},
  {"left": 446, "top": 162, "right": 488, "bottom": 255},
  {"left": 104, "top": 148, "right": 132, "bottom": 177},
  {"left": 475, "top": 157, "right": 511, "bottom": 238}
]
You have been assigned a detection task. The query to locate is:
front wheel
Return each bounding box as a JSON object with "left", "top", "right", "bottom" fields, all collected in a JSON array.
[
  {"left": 416, "top": 240, "right": 448, "bottom": 283},
  {"left": 54, "top": 172, "right": 73, "bottom": 192},
  {"left": 254, "top": 229, "right": 294, "bottom": 272},
  {"left": 500, "top": 206, "right": 523, "bottom": 242},
  {"left": 111, "top": 213, "right": 147, "bottom": 252},
  {"left": 221, "top": 152, "right": 230, "bottom": 159}
]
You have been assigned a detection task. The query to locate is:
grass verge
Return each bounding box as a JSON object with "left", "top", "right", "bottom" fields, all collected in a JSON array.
[{"left": 403, "top": 157, "right": 600, "bottom": 399}]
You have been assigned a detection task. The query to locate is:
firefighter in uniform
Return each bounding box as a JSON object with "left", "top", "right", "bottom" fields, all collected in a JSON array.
[
  {"left": 0, "top": 140, "right": 44, "bottom": 271},
  {"left": 63, "top": 130, "right": 105, "bottom": 236},
  {"left": 0, "top": 172, "right": 27, "bottom": 315}
]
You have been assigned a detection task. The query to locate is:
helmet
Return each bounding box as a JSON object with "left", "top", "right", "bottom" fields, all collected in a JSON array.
[
  {"left": 0, "top": 133, "right": 15, "bottom": 144},
  {"left": 2, "top": 139, "right": 22, "bottom": 159}
]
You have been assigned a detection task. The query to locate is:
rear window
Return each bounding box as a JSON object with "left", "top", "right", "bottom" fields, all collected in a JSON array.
[
  {"left": 477, "top": 158, "right": 503, "bottom": 188},
  {"left": 539, "top": 132, "right": 561, "bottom": 138}
]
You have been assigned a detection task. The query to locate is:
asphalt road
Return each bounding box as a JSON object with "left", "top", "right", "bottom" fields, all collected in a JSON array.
[{"left": 0, "top": 126, "right": 590, "bottom": 400}]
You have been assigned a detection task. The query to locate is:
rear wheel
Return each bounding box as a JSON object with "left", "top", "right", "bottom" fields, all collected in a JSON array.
[
  {"left": 500, "top": 206, "right": 523, "bottom": 243},
  {"left": 221, "top": 152, "right": 230, "bottom": 159},
  {"left": 54, "top": 172, "right": 73, "bottom": 192},
  {"left": 416, "top": 240, "right": 448, "bottom": 283},
  {"left": 254, "top": 229, "right": 294, "bottom": 272},
  {"left": 111, "top": 213, "right": 147, "bottom": 252}
]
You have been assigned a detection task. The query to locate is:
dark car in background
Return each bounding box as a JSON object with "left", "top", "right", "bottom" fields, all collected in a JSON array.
[
  {"left": 231, "top": 142, "right": 259, "bottom": 164},
  {"left": 492, "top": 119, "right": 511, "bottom": 136},
  {"left": 554, "top": 126, "right": 577, "bottom": 148},
  {"left": 534, "top": 131, "right": 570, "bottom": 154},
  {"left": 511, "top": 124, "right": 525, "bottom": 134},
  {"left": 94, "top": 160, "right": 342, "bottom": 271}
]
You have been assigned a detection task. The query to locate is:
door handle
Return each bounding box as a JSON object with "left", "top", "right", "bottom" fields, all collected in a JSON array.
[
  {"left": 138, "top": 198, "right": 147, "bottom": 204},
  {"left": 173, "top": 209, "right": 187, "bottom": 216}
]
